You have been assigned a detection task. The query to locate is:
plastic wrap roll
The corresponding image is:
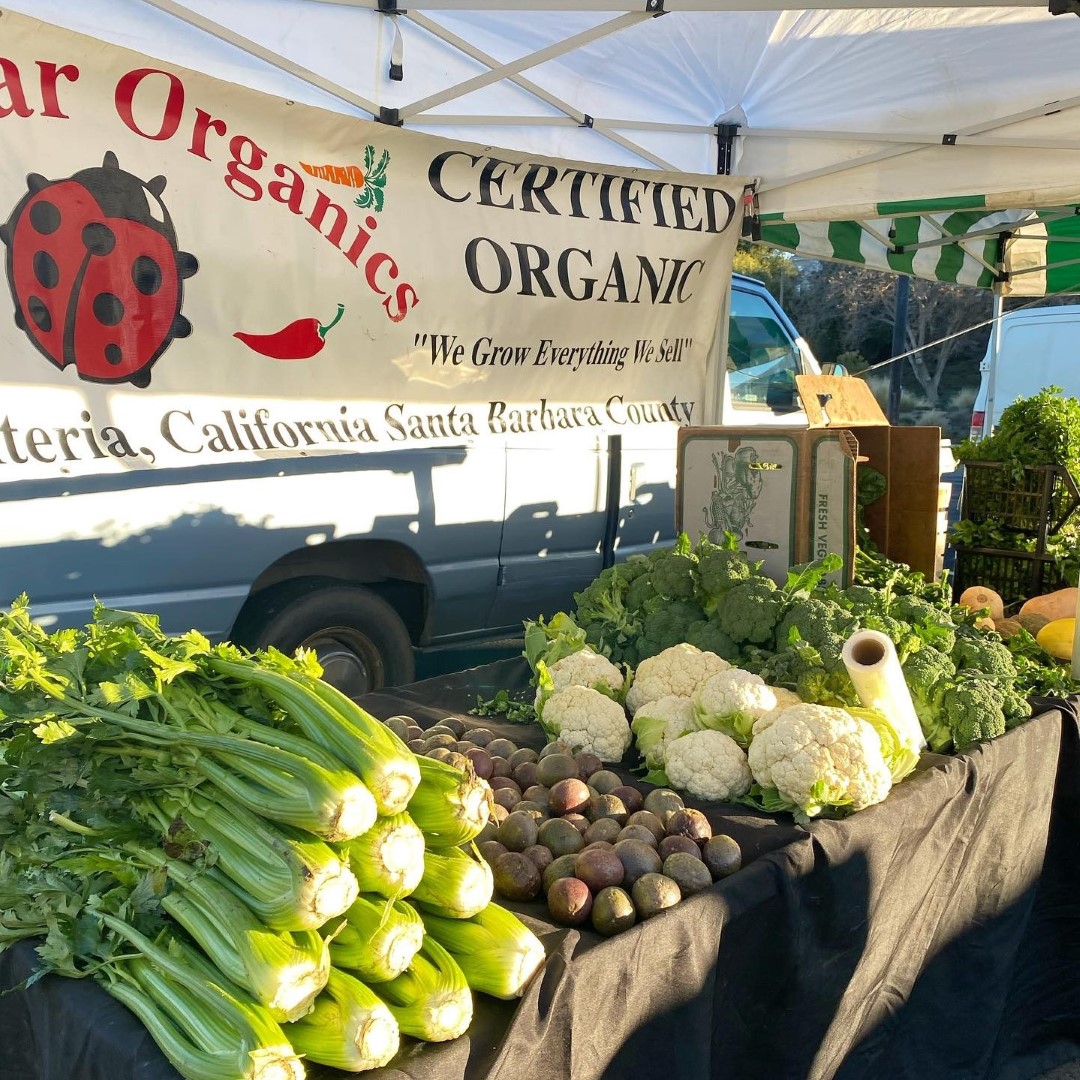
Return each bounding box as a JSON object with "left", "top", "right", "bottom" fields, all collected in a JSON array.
[{"left": 841, "top": 629, "right": 926, "bottom": 752}]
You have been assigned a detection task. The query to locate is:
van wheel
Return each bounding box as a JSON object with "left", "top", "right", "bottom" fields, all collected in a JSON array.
[{"left": 231, "top": 581, "right": 415, "bottom": 698}]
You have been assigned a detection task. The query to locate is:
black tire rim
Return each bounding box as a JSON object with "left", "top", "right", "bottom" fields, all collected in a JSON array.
[{"left": 300, "top": 625, "right": 386, "bottom": 698}]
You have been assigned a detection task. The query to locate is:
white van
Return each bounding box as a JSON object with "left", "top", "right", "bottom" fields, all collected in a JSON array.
[{"left": 970, "top": 305, "right": 1080, "bottom": 439}]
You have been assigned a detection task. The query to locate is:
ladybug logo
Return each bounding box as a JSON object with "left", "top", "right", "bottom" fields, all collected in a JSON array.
[{"left": 0, "top": 151, "right": 198, "bottom": 388}]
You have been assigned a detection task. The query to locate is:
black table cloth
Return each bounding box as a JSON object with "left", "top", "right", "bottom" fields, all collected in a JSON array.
[{"left": 3, "top": 660, "right": 1079, "bottom": 1080}]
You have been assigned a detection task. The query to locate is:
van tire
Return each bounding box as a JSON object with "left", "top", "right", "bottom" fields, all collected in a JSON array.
[{"left": 231, "top": 581, "right": 415, "bottom": 697}]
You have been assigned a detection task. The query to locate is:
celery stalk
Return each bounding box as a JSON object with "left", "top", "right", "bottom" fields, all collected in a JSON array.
[
  {"left": 327, "top": 895, "right": 425, "bottom": 983},
  {"left": 409, "top": 847, "right": 493, "bottom": 920},
  {"left": 287, "top": 968, "right": 399, "bottom": 1072},
  {"left": 417, "top": 903, "right": 546, "bottom": 1000},
  {"left": 407, "top": 756, "right": 494, "bottom": 847},
  {"left": 373, "top": 938, "right": 473, "bottom": 1042},
  {"left": 344, "top": 813, "right": 425, "bottom": 899}
]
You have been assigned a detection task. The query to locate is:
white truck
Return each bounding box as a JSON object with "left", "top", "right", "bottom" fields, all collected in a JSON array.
[{"left": 0, "top": 8, "right": 822, "bottom": 694}]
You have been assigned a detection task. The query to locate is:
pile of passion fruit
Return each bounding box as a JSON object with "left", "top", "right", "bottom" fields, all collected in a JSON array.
[{"left": 383, "top": 715, "right": 743, "bottom": 937}]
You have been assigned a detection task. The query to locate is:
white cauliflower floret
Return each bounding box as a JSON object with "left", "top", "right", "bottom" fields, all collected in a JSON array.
[
  {"left": 693, "top": 668, "right": 777, "bottom": 748},
  {"left": 626, "top": 643, "right": 730, "bottom": 716},
  {"left": 629, "top": 695, "right": 696, "bottom": 769},
  {"left": 750, "top": 688, "right": 804, "bottom": 738},
  {"left": 543, "top": 685, "right": 632, "bottom": 763},
  {"left": 664, "top": 729, "right": 752, "bottom": 802},
  {"left": 533, "top": 647, "right": 624, "bottom": 710},
  {"left": 747, "top": 703, "right": 892, "bottom": 820}
]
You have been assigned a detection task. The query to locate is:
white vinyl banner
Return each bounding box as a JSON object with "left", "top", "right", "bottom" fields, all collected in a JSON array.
[{"left": 0, "top": 9, "right": 744, "bottom": 478}]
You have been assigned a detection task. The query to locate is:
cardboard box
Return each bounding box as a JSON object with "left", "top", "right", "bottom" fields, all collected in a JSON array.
[{"left": 676, "top": 376, "right": 946, "bottom": 585}]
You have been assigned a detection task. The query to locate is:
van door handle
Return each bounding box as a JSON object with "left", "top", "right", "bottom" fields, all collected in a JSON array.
[{"left": 628, "top": 463, "right": 643, "bottom": 502}]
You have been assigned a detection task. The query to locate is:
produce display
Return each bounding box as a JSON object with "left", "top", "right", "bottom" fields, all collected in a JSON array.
[
  {"left": 0, "top": 598, "right": 544, "bottom": 1079},
  {"left": 472, "top": 535, "right": 1080, "bottom": 827},
  {"left": 401, "top": 718, "right": 744, "bottom": 935}
]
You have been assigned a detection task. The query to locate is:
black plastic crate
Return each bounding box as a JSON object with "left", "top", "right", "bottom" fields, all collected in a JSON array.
[
  {"left": 951, "top": 545, "right": 1071, "bottom": 612},
  {"left": 960, "top": 462, "right": 1080, "bottom": 535}
]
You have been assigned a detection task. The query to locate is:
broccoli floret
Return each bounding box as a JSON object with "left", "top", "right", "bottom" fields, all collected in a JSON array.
[
  {"left": 775, "top": 598, "right": 856, "bottom": 665},
  {"left": 714, "top": 579, "right": 784, "bottom": 646},
  {"left": 696, "top": 547, "right": 757, "bottom": 608},
  {"left": 839, "top": 584, "right": 888, "bottom": 617},
  {"left": 888, "top": 594, "right": 957, "bottom": 653},
  {"left": 638, "top": 600, "right": 704, "bottom": 657},
  {"left": 761, "top": 640, "right": 858, "bottom": 707},
  {"left": 684, "top": 617, "right": 740, "bottom": 662},
  {"left": 901, "top": 647, "right": 955, "bottom": 751},
  {"left": 857, "top": 465, "right": 887, "bottom": 508},
  {"left": 619, "top": 554, "right": 652, "bottom": 584},
  {"left": 625, "top": 575, "right": 660, "bottom": 615},
  {"left": 952, "top": 628, "right": 1018, "bottom": 679},
  {"left": 940, "top": 673, "right": 1009, "bottom": 752},
  {"left": 1001, "top": 684, "right": 1033, "bottom": 729},
  {"left": 649, "top": 548, "right": 698, "bottom": 600},
  {"left": 573, "top": 571, "right": 639, "bottom": 642}
]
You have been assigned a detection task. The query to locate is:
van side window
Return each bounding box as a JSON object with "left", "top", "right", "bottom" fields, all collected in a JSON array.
[{"left": 727, "top": 291, "right": 802, "bottom": 412}]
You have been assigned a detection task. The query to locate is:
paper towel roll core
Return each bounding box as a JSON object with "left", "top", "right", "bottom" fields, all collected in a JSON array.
[{"left": 841, "top": 629, "right": 927, "bottom": 753}]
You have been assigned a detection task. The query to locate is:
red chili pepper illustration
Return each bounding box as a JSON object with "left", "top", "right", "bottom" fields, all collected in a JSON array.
[{"left": 233, "top": 303, "right": 345, "bottom": 360}]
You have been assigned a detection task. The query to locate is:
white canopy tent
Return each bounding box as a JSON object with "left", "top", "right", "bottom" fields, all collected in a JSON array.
[{"left": 11, "top": 0, "right": 1080, "bottom": 293}]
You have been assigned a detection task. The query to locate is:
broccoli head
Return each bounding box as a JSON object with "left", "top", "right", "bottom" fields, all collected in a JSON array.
[
  {"left": 625, "top": 575, "right": 661, "bottom": 615},
  {"left": 684, "top": 617, "right": 740, "bottom": 662},
  {"left": 714, "top": 579, "right": 784, "bottom": 645},
  {"left": 696, "top": 547, "right": 758, "bottom": 608},
  {"left": 951, "top": 627, "right": 1018, "bottom": 679},
  {"left": 857, "top": 465, "right": 887, "bottom": 508},
  {"left": 940, "top": 673, "right": 1009, "bottom": 752},
  {"left": 649, "top": 548, "right": 698, "bottom": 600},
  {"left": 775, "top": 598, "right": 857, "bottom": 665},
  {"left": 637, "top": 599, "right": 705, "bottom": 658},
  {"left": 761, "top": 640, "right": 858, "bottom": 707},
  {"left": 901, "top": 647, "right": 955, "bottom": 751},
  {"left": 573, "top": 570, "right": 638, "bottom": 642},
  {"left": 839, "top": 584, "right": 888, "bottom": 618}
]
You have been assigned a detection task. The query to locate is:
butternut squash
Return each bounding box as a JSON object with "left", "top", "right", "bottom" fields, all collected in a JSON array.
[
  {"left": 1036, "top": 617, "right": 1075, "bottom": 661},
  {"left": 958, "top": 585, "right": 1005, "bottom": 622},
  {"left": 994, "top": 617, "right": 1023, "bottom": 640},
  {"left": 1020, "top": 587, "right": 1077, "bottom": 623},
  {"left": 1018, "top": 612, "right": 1052, "bottom": 637}
]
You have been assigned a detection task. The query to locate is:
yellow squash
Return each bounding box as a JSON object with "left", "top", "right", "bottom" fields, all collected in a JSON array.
[{"left": 1036, "top": 618, "right": 1075, "bottom": 661}]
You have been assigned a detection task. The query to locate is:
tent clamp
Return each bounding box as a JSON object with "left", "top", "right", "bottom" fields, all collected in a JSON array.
[
  {"left": 378, "top": 0, "right": 405, "bottom": 11},
  {"left": 716, "top": 123, "right": 739, "bottom": 176},
  {"left": 645, "top": 0, "right": 666, "bottom": 14},
  {"left": 942, "top": 133, "right": 957, "bottom": 146},
  {"left": 377, "top": 106, "right": 403, "bottom": 126},
  {"left": 580, "top": 114, "right": 594, "bottom": 129},
  {"left": 1050, "top": 0, "right": 1080, "bottom": 16},
  {"left": 741, "top": 187, "right": 760, "bottom": 240}
]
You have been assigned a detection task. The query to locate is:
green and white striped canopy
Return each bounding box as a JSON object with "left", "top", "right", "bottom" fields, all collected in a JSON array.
[{"left": 758, "top": 202, "right": 1080, "bottom": 297}]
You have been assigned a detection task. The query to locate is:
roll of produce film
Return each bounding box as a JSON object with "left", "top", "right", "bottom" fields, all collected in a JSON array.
[{"left": 841, "top": 630, "right": 927, "bottom": 752}]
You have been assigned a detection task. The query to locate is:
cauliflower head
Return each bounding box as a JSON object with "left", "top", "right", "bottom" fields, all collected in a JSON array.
[
  {"left": 664, "top": 729, "right": 752, "bottom": 802},
  {"left": 543, "top": 685, "right": 632, "bottom": 763},
  {"left": 630, "top": 695, "right": 697, "bottom": 769},
  {"left": 626, "top": 643, "right": 730, "bottom": 716},
  {"left": 533, "top": 646, "right": 625, "bottom": 710},
  {"left": 747, "top": 703, "right": 892, "bottom": 820},
  {"left": 750, "top": 688, "right": 803, "bottom": 738},
  {"left": 693, "top": 668, "right": 777, "bottom": 748}
]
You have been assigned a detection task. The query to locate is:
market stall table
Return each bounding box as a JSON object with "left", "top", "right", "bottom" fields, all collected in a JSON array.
[{"left": 3, "top": 660, "right": 1079, "bottom": 1080}]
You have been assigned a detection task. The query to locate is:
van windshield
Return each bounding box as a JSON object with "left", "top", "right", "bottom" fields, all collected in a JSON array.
[{"left": 727, "top": 291, "right": 802, "bottom": 412}]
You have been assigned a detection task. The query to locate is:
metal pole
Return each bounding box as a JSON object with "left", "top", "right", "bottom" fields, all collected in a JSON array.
[
  {"left": 888, "top": 275, "right": 910, "bottom": 423},
  {"left": 984, "top": 290, "right": 1005, "bottom": 436}
]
